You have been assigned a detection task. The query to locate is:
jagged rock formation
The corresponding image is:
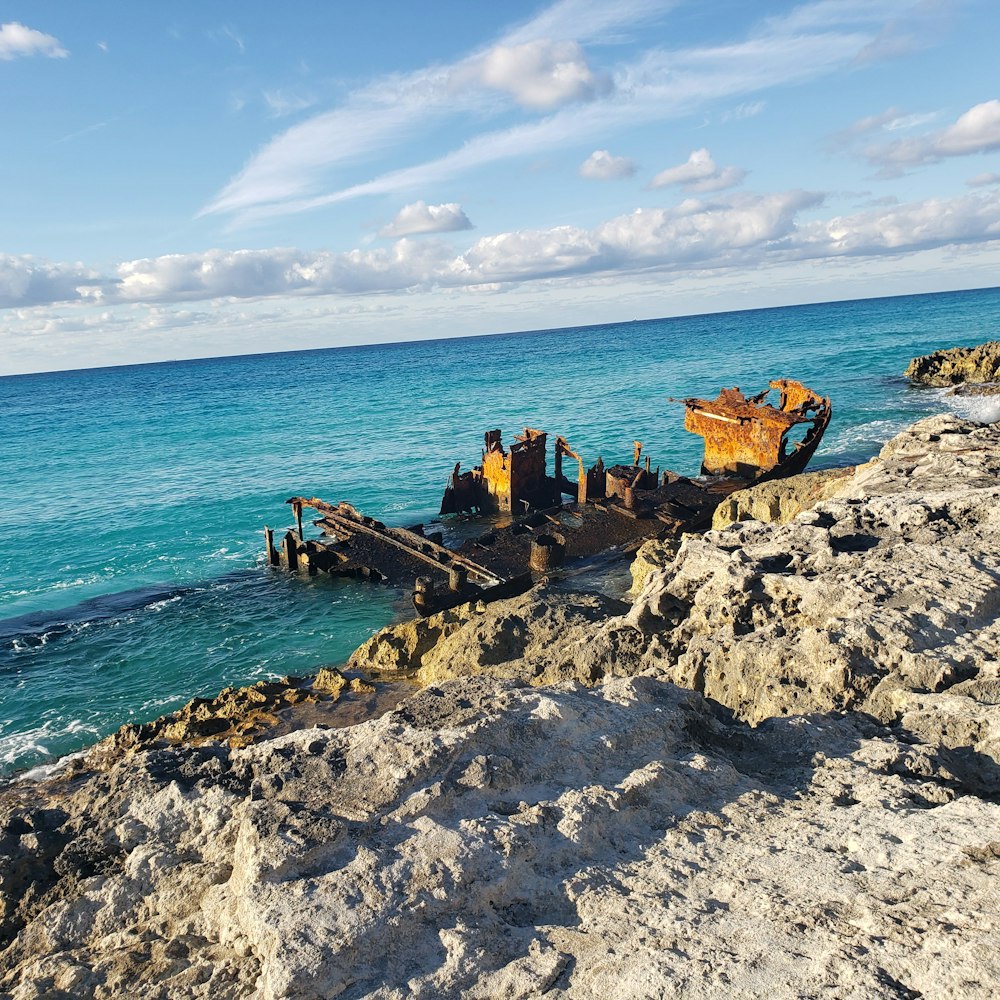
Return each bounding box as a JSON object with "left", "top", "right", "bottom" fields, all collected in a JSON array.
[
  {"left": 349, "top": 604, "right": 482, "bottom": 676},
  {"left": 4, "top": 413, "right": 1000, "bottom": 998},
  {"left": 90, "top": 676, "right": 329, "bottom": 757},
  {"left": 710, "top": 465, "right": 856, "bottom": 530},
  {"left": 627, "top": 414, "right": 1000, "bottom": 765},
  {"left": 351, "top": 585, "right": 635, "bottom": 687},
  {"left": 905, "top": 340, "right": 1000, "bottom": 386},
  {"left": 628, "top": 537, "right": 681, "bottom": 594},
  {"left": 3, "top": 678, "right": 999, "bottom": 999},
  {"left": 87, "top": 670, "right": 377, "bottom": 763}
]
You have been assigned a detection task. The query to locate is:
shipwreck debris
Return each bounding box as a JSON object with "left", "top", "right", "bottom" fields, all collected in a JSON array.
[
  {"left": 683, "top": 379, "right": 831, "bottom": 480},
  {"left": 266, "top": 378, "right": 831, "bottom": 615}
]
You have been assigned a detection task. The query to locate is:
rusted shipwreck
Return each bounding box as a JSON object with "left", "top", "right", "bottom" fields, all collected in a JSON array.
[{"left": 266, "top": 379, "right": 830, "bottom": 615}]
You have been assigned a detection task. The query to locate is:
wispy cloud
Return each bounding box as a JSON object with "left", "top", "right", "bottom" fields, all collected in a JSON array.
[
  {"left": 262, "top": 89, "right": 317, "bottom": 117},
  {"left": 224, "top": 24, "right": 910, "bottom": 228},
  {"left": 212, "top": 24, "right": 245, "bottom": 54},
  {"left": 379, "top": 201, "right": 473, "bottom": 238},
  {"left": 835, "top": 105, "right": 939, "bottom": 141},
  {"left": 579, "top": 149, "right": 636, "bottom": 180},
  {"left": 201, "top": 0, "right": 672, "bottom": 220},
  {"left": 968, "top": 172, "right": 1000, "bottom": 188},
  {"left": 860, "top": 99, "right": 1000, "bottom": 175},
  {"left": 721, "top": 101, "right": 766, "bottom": 123},
  {"left": 649, "top": 149, "right": 746, "bottom": 193},
  {"left": 0, "top": 22, "right": 67, "bottom": 60},
  {"left": 205, "top": 0, "right": 924, "bottom": 227},
  {"left": 55, "top": 120, "right": 110, "bottom": 145}
]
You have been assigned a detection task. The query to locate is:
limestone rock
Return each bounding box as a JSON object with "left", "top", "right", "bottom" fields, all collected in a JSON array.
[
  {"left": 87, "top": 675, "right": 337, "bottom": 761},
  {"left": 412, "top": 584, "right": 639, "bottom": 687},
  {"left": 313, "top": 667, "right": 347, "bottom": 695},
  {"left": 948, "top": 381, "right": 1000, "bottom": 396},
  {"left": 905, "top": 339, "right": 1000, "bottom": 386},
  {"left": 626, "top": 415, "right": 1000, "bottom": 766},
  {"left": 3, "top": 677, "right": 999, "bottom": 999},
  {"left": 711, "top": 465, "right": 857, "bottom": 530},
  {"left": 628, "top": 537, "right": 681, "bottom": 594},
  {"left": 348, "top": 602, "right": 480, "bottom": 676}
]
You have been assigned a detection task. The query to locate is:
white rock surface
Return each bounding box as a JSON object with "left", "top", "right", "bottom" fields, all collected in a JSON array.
[{"left": 3, "top": 677, "right": 999, "bottom": 999}]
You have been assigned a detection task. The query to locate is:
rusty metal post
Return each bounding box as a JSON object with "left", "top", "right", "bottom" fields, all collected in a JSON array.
[
  {"left": 294, "top": 500, "right": 304, "bottom": 541},
  {"left": 530, "top": 533, "right": 565, "bottom": 571},
  {"left": 414, "top": 575, "right": 434, "bottom": 612},
  {"left": 623, "top": 486, "right": 635, "bottom": 510},
  {"left": 264, "top": 526, "right": 279, "bottom": 567},
  {"left": 280, "top": 530, "right": 298, "bottom": 571},
  {"left": 448, "top": 566, "right": 468, "bottom": 593}
]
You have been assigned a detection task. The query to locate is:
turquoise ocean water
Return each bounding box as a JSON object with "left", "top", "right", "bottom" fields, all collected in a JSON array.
[{"left": 2, "top": 287, "right": 999, "bottom": 776}]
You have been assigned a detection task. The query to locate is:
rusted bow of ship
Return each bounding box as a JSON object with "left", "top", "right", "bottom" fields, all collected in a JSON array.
[{"left": 265, "top": 378, "right": 830, "bottom": 615}]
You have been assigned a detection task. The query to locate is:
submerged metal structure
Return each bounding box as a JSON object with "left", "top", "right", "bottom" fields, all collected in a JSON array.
[{"left": 266, "top": 378, "right": 831, "bottom": 615}]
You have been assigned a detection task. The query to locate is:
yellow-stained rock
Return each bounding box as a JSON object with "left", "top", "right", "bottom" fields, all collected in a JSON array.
[
  {"left": 347, "top": 601, "right": 483, "bottom": 676},
  {"left": 628, "top": 538, "right": 682, "bottom": 595},
  {"left": 314, "top": 667, "right": 347, "bottom": 696},
  {"left": 711, "top": 466, "right": 857, "bottom": 531},
  {"left": 906, "top": 340, "right": 1000, "bottom": 386}
]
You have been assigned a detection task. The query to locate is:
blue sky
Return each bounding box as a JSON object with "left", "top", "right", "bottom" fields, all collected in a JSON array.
[{"left": 2, "top": 0, "right": 999, "bottom": 374}]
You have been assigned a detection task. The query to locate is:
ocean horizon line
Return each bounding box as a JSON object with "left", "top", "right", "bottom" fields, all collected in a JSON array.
[{"left": 4, "top": 282, "right": 997, "bottom": 382}]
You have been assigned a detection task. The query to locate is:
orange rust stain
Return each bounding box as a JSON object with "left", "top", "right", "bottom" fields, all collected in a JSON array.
[{"left": 684, "top": 379, "right": 828, "bottom": 479}]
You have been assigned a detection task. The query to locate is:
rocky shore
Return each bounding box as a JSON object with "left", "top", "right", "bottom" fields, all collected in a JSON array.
[
  {"left": 3, "top": 411, "right": 1000, "bottom": 999},
  {"left": 905, "top": 339, "right": 1000, "bottom": 388}
]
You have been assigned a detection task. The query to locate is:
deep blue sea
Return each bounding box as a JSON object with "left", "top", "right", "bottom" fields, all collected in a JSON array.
[{"left": 2, "top": 287, "right": 999, "bottom": 776}]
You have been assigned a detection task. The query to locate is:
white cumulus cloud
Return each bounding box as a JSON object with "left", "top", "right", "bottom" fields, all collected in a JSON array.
[
  {"left": 579, "top": 150, "right": 636, "bottom": 180},
  {"left": 0, "top": 22, "right": 67, "bottom": 60},
  {"left": 470, "top": 39, "right": 605, "bottom": 109},
  {"left": 10, "top": 184, "right": 1000, "bottom": 312},
  {"left": 649, "top": 149, "right": 746, "bottom": 193},
  {"left": 379, "top": 201, "right": 473, "bottom": 238},
  {"left": 0, "top": 256, "right": 99, "bottom": 307}
]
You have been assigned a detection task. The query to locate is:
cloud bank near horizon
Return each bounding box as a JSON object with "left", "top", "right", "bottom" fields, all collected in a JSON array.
[{"left": 5, "top": 184, "right": 1000, "bottom": 310}]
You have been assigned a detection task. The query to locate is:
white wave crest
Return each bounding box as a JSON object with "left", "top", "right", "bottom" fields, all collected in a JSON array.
[{"left": 947, "top": 395, "right": 1000, "bottom": 424}]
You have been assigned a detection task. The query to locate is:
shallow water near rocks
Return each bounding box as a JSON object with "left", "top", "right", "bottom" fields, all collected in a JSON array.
[{"left": 1, "top": 285, "right": 998, "bottom": 774}]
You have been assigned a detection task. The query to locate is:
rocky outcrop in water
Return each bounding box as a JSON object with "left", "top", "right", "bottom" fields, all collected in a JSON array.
[
  {"left": 905, "top": 340, "right": 1000, "bottom": 386},
  {"left": 86, "top": 669, "right": 378, "bottom": 764},
  {"left": 4, "top": 413, "right": 1000, "bottom": 998}
]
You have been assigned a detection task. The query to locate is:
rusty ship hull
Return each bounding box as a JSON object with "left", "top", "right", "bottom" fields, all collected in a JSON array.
[{"left": 266, "top": 379, "right": 831, "bottom": 615}]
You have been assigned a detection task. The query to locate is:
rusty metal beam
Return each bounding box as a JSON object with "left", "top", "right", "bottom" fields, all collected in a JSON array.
[{"left": 287, "top": 496, "right": 502, "bottom": 586}]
